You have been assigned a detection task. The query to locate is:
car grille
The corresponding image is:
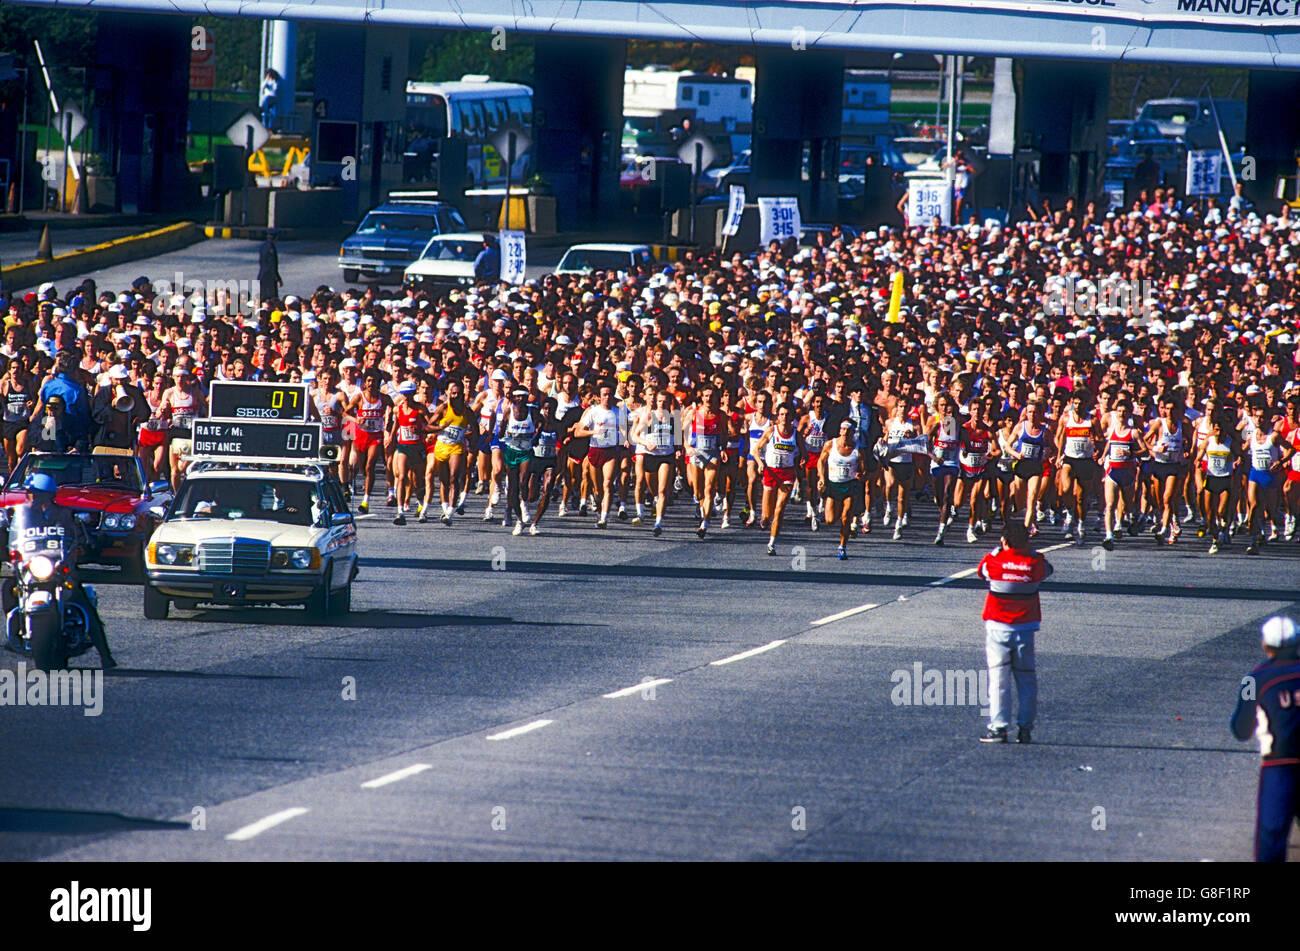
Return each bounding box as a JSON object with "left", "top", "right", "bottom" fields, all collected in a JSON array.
[
  {"left": 197, "top": 538, "right": 271, "bottom": 574},
  {"left": 358, "top": 248, "right": 413, "bottom": 262},
  {"left": 74, "top": 510, "right": 101, "bottom": 529}
]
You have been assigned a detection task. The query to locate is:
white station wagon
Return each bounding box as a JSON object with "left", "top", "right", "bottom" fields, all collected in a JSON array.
[{"left": 143, "top": 461, "right": 357, "bottom": 620}]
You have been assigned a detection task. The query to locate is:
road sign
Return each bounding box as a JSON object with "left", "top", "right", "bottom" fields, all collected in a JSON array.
[
  {"left": 209, "top": 381, "right": 311, "bottom": 422},
  {"left": 722, "top": 185, "right": 746, "bottom": 237},
  {"left": 500, "top": 230, "right": 527, "bottom": 285},
  {"left": 189, "top": 27, "right": 216, "bottom": 91},
  {"left": 191, "top": 419, "right": 324, "bottom": 461},
  {"left": 1186, "top": 150, "right": 1222, "bottom": 197},
  {"left": 492, "top": 122, "right": 532, "bottom": 167},
  {"left": 226, "top": 112, "right": 271, "bottom": 154},
  {"left": 55, "top": 103, "right": 86, "bottom": 145},
  {"left": 758, "top": 196, "right": 801, "bottom": 244},
  {"left": 677, "top": 134, "right": 716, "bottom": 174}
]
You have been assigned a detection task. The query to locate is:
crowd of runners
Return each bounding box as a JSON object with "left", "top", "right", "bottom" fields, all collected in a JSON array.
[{"left": 4, "top": 192, "right": 1300, "bottom": 557}]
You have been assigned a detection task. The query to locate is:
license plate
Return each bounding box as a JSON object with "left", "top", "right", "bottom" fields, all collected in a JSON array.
[
  {"left": 372, "top": 265, "right": 391, "bottom": 274},
  {"left": 216, "top": 581, "right": 246, "bottom": 600}
]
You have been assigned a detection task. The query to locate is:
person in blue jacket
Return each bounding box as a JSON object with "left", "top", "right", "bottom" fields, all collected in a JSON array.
[{"left": 1231, "top": 615, "right": 1300, "bottom": 861}]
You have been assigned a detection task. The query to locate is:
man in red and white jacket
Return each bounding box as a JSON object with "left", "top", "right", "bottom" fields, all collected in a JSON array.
[{"left": 976, "top": 520, "right": 1053, "bottom": 744}]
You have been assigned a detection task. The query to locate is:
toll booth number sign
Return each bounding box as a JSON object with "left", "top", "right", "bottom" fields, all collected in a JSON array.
[
  {"left": 209, "top": 381, "right": 311, "bottom": 422},
  {"left": 192, "top": 420, "right": 323, "bottom": 460}
]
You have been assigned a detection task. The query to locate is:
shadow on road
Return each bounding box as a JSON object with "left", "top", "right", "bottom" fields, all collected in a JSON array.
[{"left": 0, "top": 807, "right": 188, "bottom": 834}]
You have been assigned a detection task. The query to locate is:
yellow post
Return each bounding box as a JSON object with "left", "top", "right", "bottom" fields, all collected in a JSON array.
[{"left": 886, "top": 270, "right": 904, "bottom": 323}]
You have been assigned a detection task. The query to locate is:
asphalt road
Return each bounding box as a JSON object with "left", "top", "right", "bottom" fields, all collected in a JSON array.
[
  {"left": 0, "top": 481, "right": 1293, "bottom": 861},
  {"left": 10, "top": 235, "right": 566, "bottom": 299}
]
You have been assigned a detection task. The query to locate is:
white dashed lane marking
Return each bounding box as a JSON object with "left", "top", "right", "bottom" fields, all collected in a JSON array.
[
  {"left": 361, "top": 764, "right": 431, "bottom": 789},
  {"left": 603, "top": 678, "right": 673, "bottom": 699},
  {"left": 225, "top": 807, "right": 310, "bottom": 841},
  {"left": 709, "top": 639, "right": 788, "bottom": 664},
  {"left": 485, "top": 719, "right": 553, "bottom": 741}
]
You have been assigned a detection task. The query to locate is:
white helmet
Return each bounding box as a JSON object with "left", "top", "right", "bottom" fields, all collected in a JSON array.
[{"left": 1261, "top": 616, "right": 1298, "bottom": 648}]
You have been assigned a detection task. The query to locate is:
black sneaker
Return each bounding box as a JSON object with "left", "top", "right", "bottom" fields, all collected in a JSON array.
[
  {"left": 979, "top": 727, "right": 1008, "bottom": 743},
  {"left": 393, "top": 514, "right": 406, "bottom": 526},
  {"left": 1016, "top": 726, "right": 1032, "bottom": 744}
]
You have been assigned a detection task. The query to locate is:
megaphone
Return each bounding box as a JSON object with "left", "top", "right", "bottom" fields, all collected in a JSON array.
[{"left": 113, "top": 386, "right": 135, "bottom": 413}]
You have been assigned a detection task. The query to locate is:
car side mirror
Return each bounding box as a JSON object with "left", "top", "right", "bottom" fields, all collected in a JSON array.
[
  {"left": 148, "top": 505, "right": 167, "bottom": 520},
  {"left": 149, "top": 480, "right": 170, "bottom": 497},
  {"left": 331, "top": 512, "right": 353, "bottom": 527}
]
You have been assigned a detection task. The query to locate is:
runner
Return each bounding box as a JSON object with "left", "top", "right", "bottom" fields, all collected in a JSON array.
[
  {"left": 0, "top": 360, "right": 35, "bottom": 474},
  {"left": 344, "top": 369, "right": 391, "bottom": 514},
  {"left": 927, "top": 393, "right": 962, "bottom": 546},
  {"left": 1055, "top": 389, "right": 1102, "bottom": 545},
  {"left": 471, "top": 368, "right": 510, "bottom": 521},
  {"left": 688, "top": 384, "right": 729, "bottom": 538},
  {"left": 630, "top": 388, "right": 679, "bottom": 537},
  {"left": 1243, "top": 400, "right": 1293, "bottom": 554},
  {"left": 497, "top": 386, "right": 538, "bottom": 534},
  {"left": 388, "top": 380, "right": 427, "bottom": 525},
  {"left": 1008, "top": 398, "right": 1051, "bottom": 538},
  {"left": 1144, "top": 393, "right": 1190, "bottom": 545},
  {"left": 880, "top": 398, "right": 921, "bottom": 542},
  {"left": 572, "top": 380, "right": 623, "bottom": 529},
  {"left": 153, "top": 363, "right": 208, "bottom": 492},
  {"left": 820, "top": 419, "right": 863, "bottom": 559},
  {"left": 753, "top": 401, "right": 804, "bottom": 556},
  {"left": 426, "top": 377, "right": 472, "bottom": 525},
  {"left": 1193, "top": 413, "right": 1239, "bottom": 555},
  {"left": 524, "top": 397, "right": 561, "bottom": 535},
  {"left": 1099, "top": 393, "right": 1149, "bottom": 551},
  {"left": 799, "top": 392, "right": 828, "bottom": 533}
]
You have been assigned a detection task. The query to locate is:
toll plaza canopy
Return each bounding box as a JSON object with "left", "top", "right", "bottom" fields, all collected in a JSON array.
[{"left": 14, "top": 0, "right": 1300, "bottom": 67}]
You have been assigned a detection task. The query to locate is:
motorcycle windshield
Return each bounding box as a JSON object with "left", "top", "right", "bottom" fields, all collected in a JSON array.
[{"left": 7, "top": 505, "right": 73, "bottom": 565}]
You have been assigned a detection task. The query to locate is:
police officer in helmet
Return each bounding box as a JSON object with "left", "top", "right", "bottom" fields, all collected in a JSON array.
[{"left": 4, "top": 472, "right": 116, "bottom": 669}]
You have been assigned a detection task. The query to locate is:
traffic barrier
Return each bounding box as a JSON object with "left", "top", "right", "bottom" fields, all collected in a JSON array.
[{"left": 1, "top": 221, "right": 204, "bottom": 293}]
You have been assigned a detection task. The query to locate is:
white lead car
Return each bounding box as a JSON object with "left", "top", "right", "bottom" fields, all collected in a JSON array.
[{"left": 143, "top": 462, "right": 358, "bottom": 621}]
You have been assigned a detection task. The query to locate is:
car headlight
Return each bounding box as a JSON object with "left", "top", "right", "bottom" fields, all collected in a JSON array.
[
  {"left": 103, "top": 514, "right": 137, "bottom": 530},
  {"left": 290, "top": 549, "right": 313, "bottom": 569},
  {"left": 29, "top": 555, "right": 55, "bottom": 581},
  {"left": 151, "top": 543, "right": 193, "bottom": 566},
  {"left": 271, "top": 550, "right": 290, "bottom": 568}
]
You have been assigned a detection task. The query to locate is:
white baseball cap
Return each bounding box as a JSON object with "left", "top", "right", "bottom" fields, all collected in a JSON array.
[{"left": 1262, "top": 616, "right": 1298, "bottom": 648}]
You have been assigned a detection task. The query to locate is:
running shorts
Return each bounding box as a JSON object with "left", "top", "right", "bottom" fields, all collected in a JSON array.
[
  {"left": 1205, "top": 474, "right": 1232, "bottom": 495},
  {"left": 1014, "top": 459, "right": 1044, "bottom": 480},
  {"left": 825, "top": 479, "right": 860, "bottom": 501},
  {"left": 587, "top": 446, "right": 621, "bottom": 467},
  {"left": 395, "top": 442, "right": 424, "bottom": 462},
  {"left": 433, "top": 441, "right": 464, "bottom": 464},
  {"left": 1105, "top": 467, "right": 1136, "bottom": 487},
  {"left": 354, "top": 429, "right": 382, "bottom": 453},
  {"left": 1063, "top": 457, "right": 1097, "bottom": 482},
  {"left": 643, "top": 453, "right": 675, "bottom": 471},
  {"left": 504, "top": 445, "right": 532, "bottom": 469},
  {"left": 1248, "top": 469, "right": 1279, "bottom": 490},
  {"left": 763, "top": 466, "right": 797, "bottom": 488}
]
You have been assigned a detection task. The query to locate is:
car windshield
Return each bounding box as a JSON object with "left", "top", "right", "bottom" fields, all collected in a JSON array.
[
  {"left": 420, "top": 238, "right": 480, "bottom": 262},
  {"left": 559, "top": 249, "right": 632, "bottom": 272},
  {"left": 356, "top": 212, "right": 438, "bottom": 234},
  {"left": 1144, "top": 104, "right": 1193, "bottom": 123},
  {"left": 171, "top": 479, "right": 321, "bottom": 527},
  {"left": 10, "top": 455, "right": 142, "bottom": 492}
]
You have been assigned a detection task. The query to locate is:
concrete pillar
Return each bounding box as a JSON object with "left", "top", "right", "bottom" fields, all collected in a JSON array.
[
  {"left": 93, "top": 14, "right": 191, "bottom": 213},
  {"left": 269, "top": 20, "right": 298, "bottom": 133},
  {"left": 752, "top": 49, "right": 843, "bottom": 222},
  {"left": 533, "top": 37, "right": 625, "bottom": 231},
  {"left": 1246, "top": 71, "right": 1300, "bottom": 207},
  {"left": 1018, "top": 60, "right": 1109, "bottom": 208},
  {"left": 311, "top": 25, "right": 408, "bottom": 220}
]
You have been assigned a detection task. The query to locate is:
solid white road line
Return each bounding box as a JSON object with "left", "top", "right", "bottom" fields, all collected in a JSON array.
[
  {"left": 603, "top": 678, "right": 673, "bottom": 699},
  {"left": 710, "top": 639, "right": 788, "bottom": 665},
  {"left": 485, "top": 719, "right": 554, "bottom": 741},
  {"left": 360, "top": 764, "right": 431, "bottom": 789},
  {"left": 810, "top": 603, "right": 880, "bottom": 626},
  {"left": 225, "top": 807, "right": 310, "bottom": 842},
  {"left": 1040, "top": 541, "right": 1073, "bottom": 553},
  {"left": 928, "top": 567, "right": 979, "bottom": 587}
]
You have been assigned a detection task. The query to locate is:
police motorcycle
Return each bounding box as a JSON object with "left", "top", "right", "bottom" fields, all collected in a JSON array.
[{"left": 1, "top": 475, "right": 99, "bottom": 671}]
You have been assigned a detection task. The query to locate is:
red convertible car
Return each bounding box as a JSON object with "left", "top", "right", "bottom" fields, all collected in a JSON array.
[{"left": 0, "top": 448, "right": 174, "bottom": 582}]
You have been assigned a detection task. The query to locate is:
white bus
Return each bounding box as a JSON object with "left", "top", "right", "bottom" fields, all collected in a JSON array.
[{"left": 402, "top": 78, "right": 533, "bottom": 187}]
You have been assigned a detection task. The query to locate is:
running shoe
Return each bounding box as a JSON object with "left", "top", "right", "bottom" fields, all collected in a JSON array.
[
  {"left": 512, "top": 522, "right": 523, "bottom": 536},
  {"left": 579, "top": 501, "right": 589, "bottom": 516},
  {"left": 934, "top": 528, "right": 945, "bottom": 546},
  {"left": 558, "top": 501, "right": 569, "bottom": 517},
  {"left": 520, "top": 503, "right": 530, "bottom": 523},
  {"left": 766, "top": 540, "right": 776, "bottom": 556},
  {"left": 883, "top": 503, "right": 893, "bottom": 526},
  {"left": 1027, "top": 523, "right": 1038, "bottom": 538},
  {"left": 358, "top": 500, "right": 369, "bottom": 514},
  {"left": 596, "top": 517, "right": 607, "bottom": 529},
  {"left": 417, "top": 508, "right": 428, "bottom": 524},
  {"left": 455, "top": 502, "right": 466, "bottom": 516},
  {"left": 501, "top": 517, "right": 511, "bottom": 528},
  {"left": 1268, "top": 524, "right": 1280, "bottom": 543},
  {"left": 441, "top": 512, "right": 452, "bottom": 526},
  {"left": 1246, "top": 537, "right": 1260, "bottom": 555},
  {"left": 528, "top": 524, "right": 540, "bottom": 536},
  {"left": 836, "top": 546, "right": 847, "bottom": 561},
  {"left": 632, "top": 515, "right": 643, "bottom": 526},
  {"left": 1076, "top": 525, "right": 1086, "bottom": 545},
  {"left": 720, "top": 515, "right": 730, "bottom": 529},
  {"left": 893, "top": 523, "right": 903, "bottom": 541},
  {"left": 386, "top": 493, "right": 397, "bottom": 507},
  {"left": 900, "top": 512, "right": 909, "bottom": 528},
  {"left": 1016, "top": 726, "right": 1032, "bottom": 744},
  {"left": 966, "top": 525, "right": 978, "bottom": 544},
  {"left": 809, "top": 514, "right": 819, "bottom": 532},
  {"left": 393, "top": 514, "right": 406, "bottom": 526},
  {"left": 744, "top": 513, "right": 756, "bottom": 527},
  {"left": 618, "top": 504, "right": 628, "bottom": 520},
  {"left": 697, "top": 521, "right": 707, "bottom": 539},
  {"left": 1102, "top": 534, "right": 1114, "bottom": 551},
  {"left": 1208, "top": 538, "right": 1220, "bottom": 555},
  {"left": 861, "top": 516, "right": 871, "bottom": 535},
  {"left": 673, "top": 475, "right": 684, "bottom": 493},
  {"left": 1126, "top": 518, "right": 1139, "bottom": 537},
  {"left": 482, "top": 505, "right": 494, "bottom": 521},
  {"left": 653, "top": 522, "right": 663, "bottom": 537},
  {"left": 979, "top": 727, "right": 1008, "bottom": 744},
  {"left": 475, "top": 483, "right": 487, "bottom": 495}
]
